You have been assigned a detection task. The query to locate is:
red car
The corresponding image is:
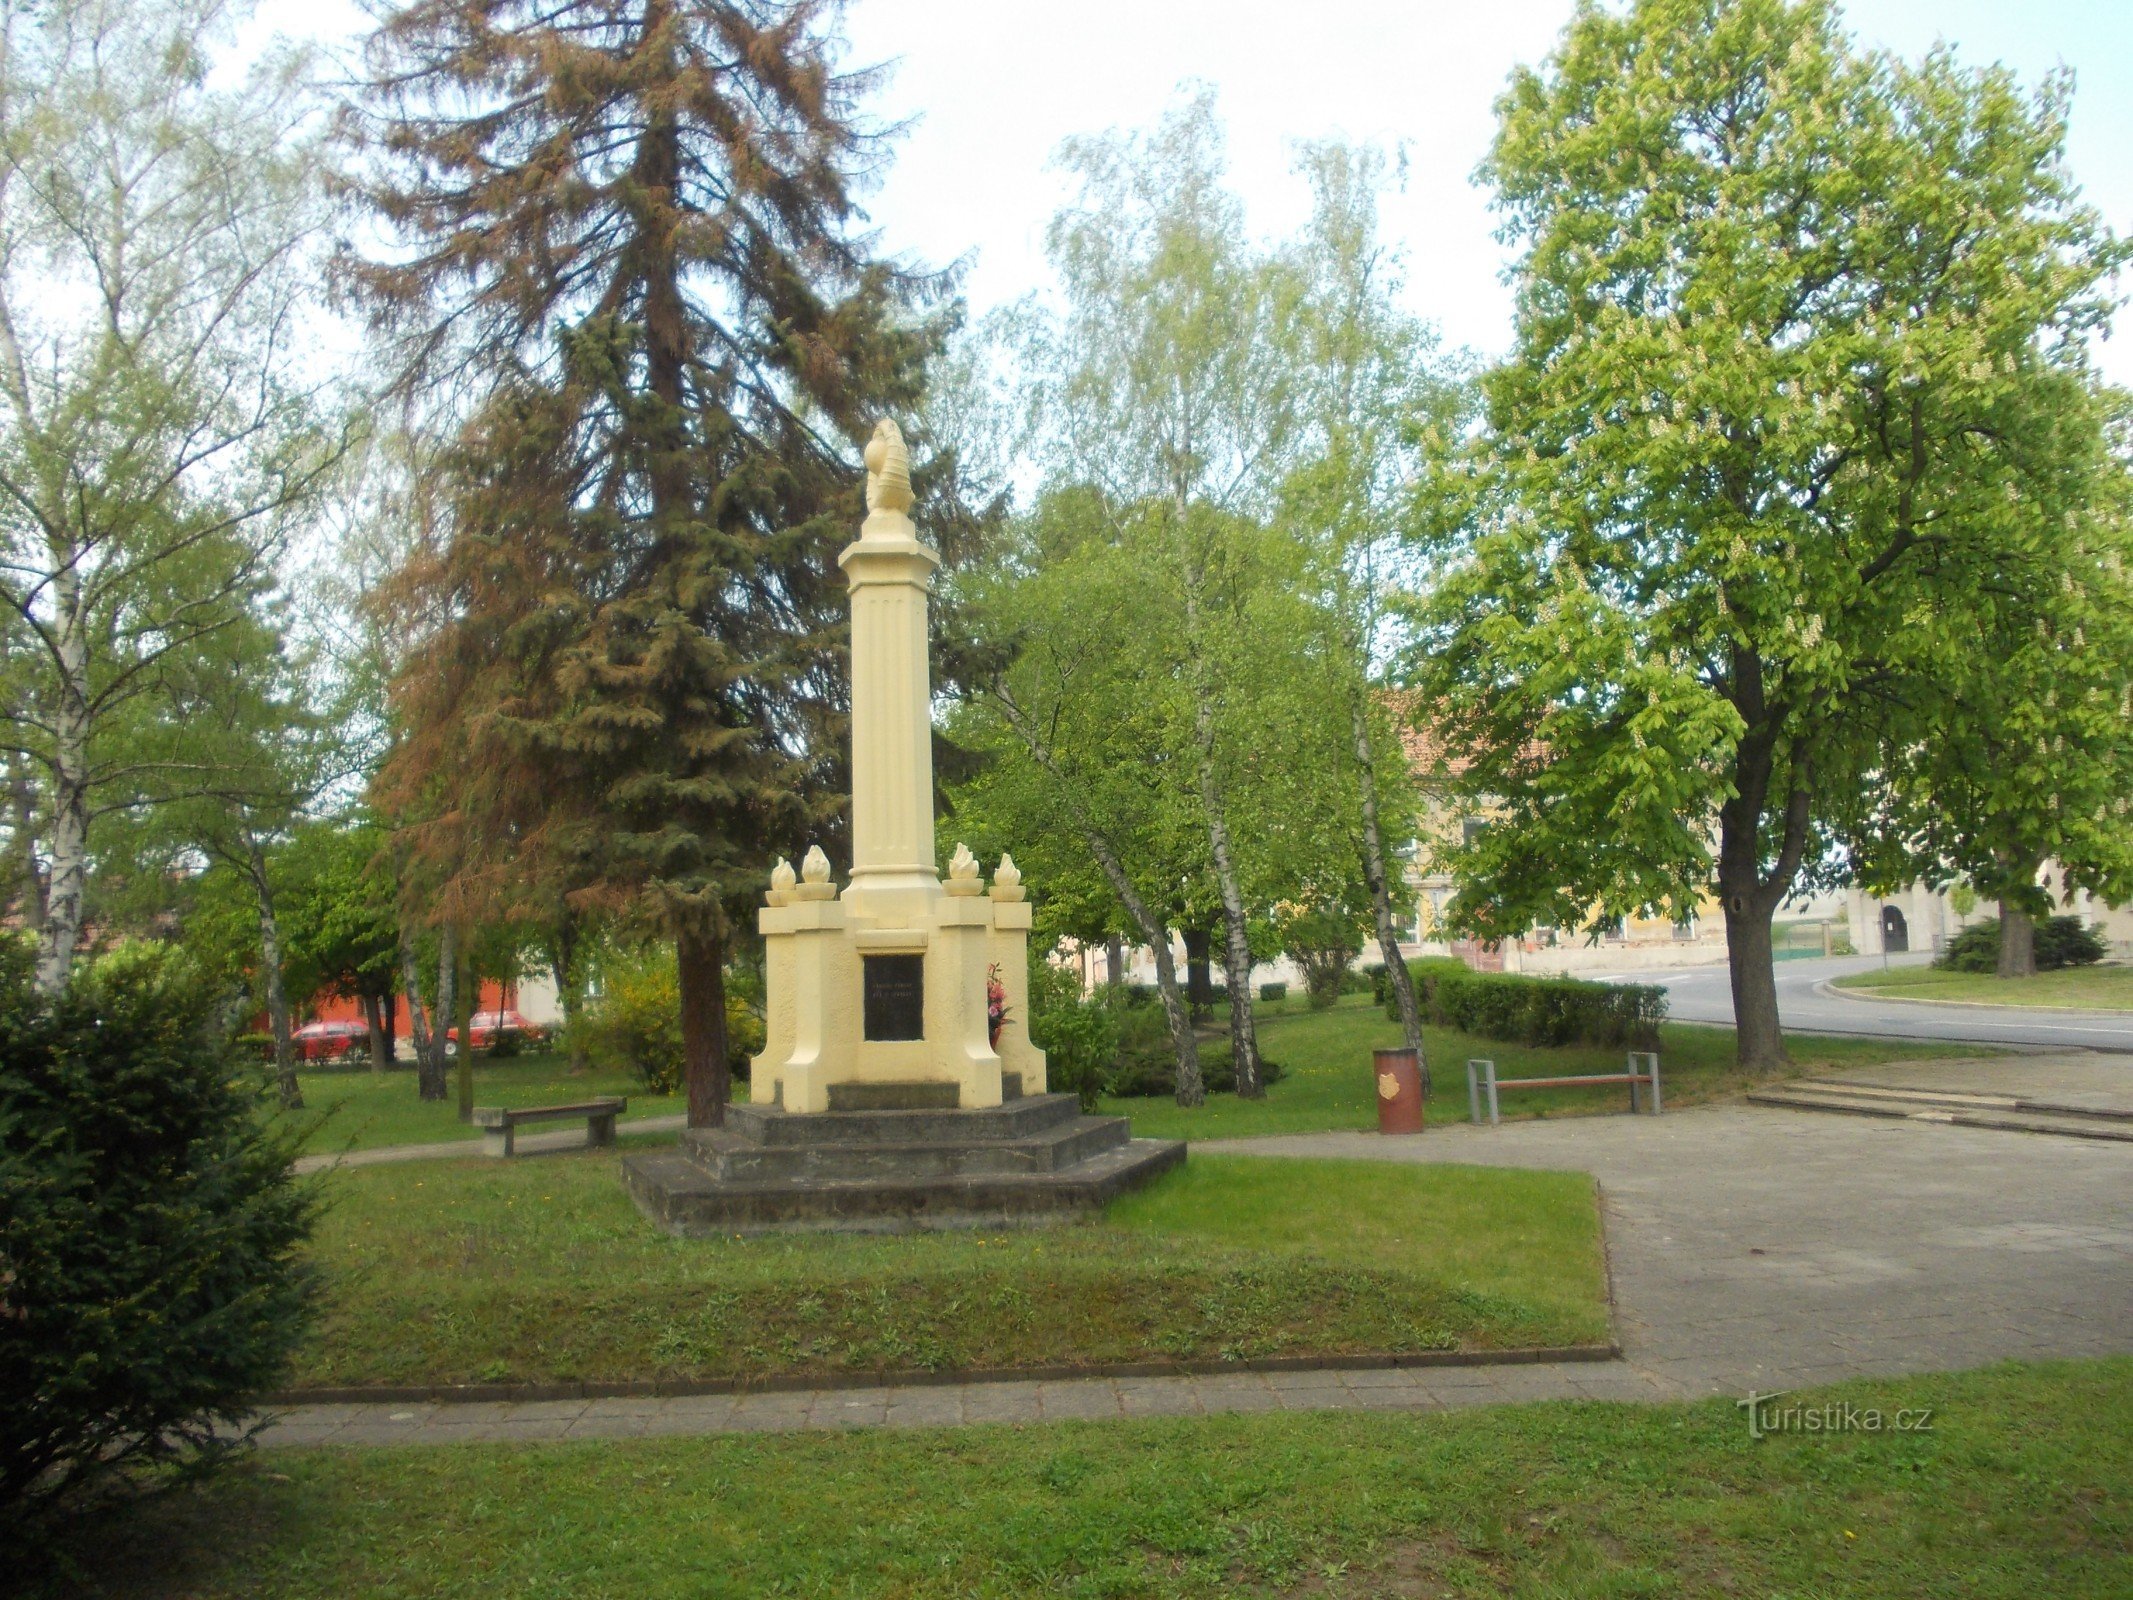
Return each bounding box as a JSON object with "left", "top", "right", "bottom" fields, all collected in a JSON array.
[
  {"left": 444, "top": 1008, "right": 545, "bottom": 1054},
  {"left": 291, "top": 1019, "right": 370, "bottom": 1062}
]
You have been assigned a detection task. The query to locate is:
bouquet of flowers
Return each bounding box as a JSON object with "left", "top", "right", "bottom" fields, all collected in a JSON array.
[{"left": 986, "top": 963, "right": 1010, "bottom": 1049}]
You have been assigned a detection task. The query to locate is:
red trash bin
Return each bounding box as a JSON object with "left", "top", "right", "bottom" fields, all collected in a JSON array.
[{"left": 1374, "top": 1047, "right": 1425, "bottom": 1135}]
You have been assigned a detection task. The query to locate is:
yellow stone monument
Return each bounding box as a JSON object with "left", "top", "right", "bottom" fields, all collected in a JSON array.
[
  {"left": 752, "top": 420, "right": 1045, "bottom": 1112},
  {"left": 623, "top": 420, "right": 1179, "bottom": 1235}
]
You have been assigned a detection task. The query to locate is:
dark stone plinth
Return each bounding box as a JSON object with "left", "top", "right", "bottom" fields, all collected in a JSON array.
[{"left": 622, "top": 1091, "right": 1185, "bottom": 1236}]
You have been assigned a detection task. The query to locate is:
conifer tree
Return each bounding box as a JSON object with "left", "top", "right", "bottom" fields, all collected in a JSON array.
[{"left": 347, "top": 0, "right": 948, "bottom": 1124}]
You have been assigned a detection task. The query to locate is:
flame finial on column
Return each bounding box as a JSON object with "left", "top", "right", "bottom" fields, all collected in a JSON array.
[{"left": 863, "top": 418, "right": 913, "bottom": 517}]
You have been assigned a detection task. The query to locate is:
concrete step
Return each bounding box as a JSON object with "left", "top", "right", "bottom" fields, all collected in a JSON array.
[
  {"left": 622, "top": 1136, "right": 1187, "bottom": 1237},
  {"left": 680, "top": 1113, "right": 1132, "bottom": 1182},
  {"left": 1812, "top": 1079, "right": 2133, "bottom": 1121},
  {"left": 725, "top": 1093, "right": 1082, "bottom": 1148},
  {"left": 1748, "top": 1084, "right": 2133, "bottom": 1143},
  {"left": 826, "top": 1074, "right": 1025, "bottom": 1110}
]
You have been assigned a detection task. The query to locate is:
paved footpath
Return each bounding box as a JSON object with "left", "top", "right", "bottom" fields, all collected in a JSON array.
[{"left": 259, "top": 1058, "right": 2133, "bottom": 1449}]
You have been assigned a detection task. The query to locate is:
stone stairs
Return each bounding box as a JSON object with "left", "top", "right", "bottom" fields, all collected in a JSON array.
[
  {"left": 1747, "top": 1078, "right": 2133, "bottom": 1143},
  {"left": 624, "top": 1089, "right": 1185, "bottom": 1236}
]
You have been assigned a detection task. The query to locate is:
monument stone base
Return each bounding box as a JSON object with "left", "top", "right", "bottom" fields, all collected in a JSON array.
[{"left": 621, "top": 1082, "right": 1184, "bottom": 1237}]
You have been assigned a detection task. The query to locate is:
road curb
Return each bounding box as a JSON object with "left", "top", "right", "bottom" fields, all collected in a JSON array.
[{"left": 1812, "top": 978, "right": 2133, "bottom": 1017}]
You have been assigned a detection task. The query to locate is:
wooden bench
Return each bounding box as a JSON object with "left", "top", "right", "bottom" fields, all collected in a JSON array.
[
  {"left": 1466, "top": 1053, "right": 1660, "bottom": 1126},
  {"left": 473, "top": 1097, "right": 627, "bottom": 1158}
]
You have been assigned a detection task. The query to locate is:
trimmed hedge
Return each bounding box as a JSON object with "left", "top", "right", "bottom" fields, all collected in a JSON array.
[{"left": 1383, "top": 957, "right": 1665, "bottom": 1049}]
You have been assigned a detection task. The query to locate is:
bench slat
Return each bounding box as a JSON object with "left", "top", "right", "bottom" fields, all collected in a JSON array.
[
  {"left": 1491, "top": 1073, "right": 1650, "bottom": 1091},
  {"left": 473, "top": 1098, "right": 626, "bottom": 1128}
]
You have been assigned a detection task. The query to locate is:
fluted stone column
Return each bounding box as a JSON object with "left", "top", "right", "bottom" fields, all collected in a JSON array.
[{"left": 838, "top": 421, "right": 941, "bottom": 917}]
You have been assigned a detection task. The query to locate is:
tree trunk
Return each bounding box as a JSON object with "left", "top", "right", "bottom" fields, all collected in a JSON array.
[
  {"left": 1170, "top": 501, "right": 1260, "bottom": 1098},
  {"left": 432, "top": 924, "right": 459, "bottom": 1101},
  {"left": 1720, "top": 887, "right": 1786, "bottom": 1073},
  {"left": 383, "top": 991, "right": 397, "bottom": 1063},
  {"left": 361, "top": 991, "right": 390, "bottom": 1072},
  {"left": 1104, "top": 934, "right": 1125, "bottom": 989},
  {"left": 1714, "top": 651, "right": 1812, "bottom": 1073},
  {"left": 1996, "top": 898, "right": 2037, "bottom": 979},
  {"left": 35, "top": 574, "right": 90, "bottom": 994},
  {"left": 8, "top": 765, "right": 44, "bottom": 934},
  {"left": 551, "top": 908, "right": 590, "bottom": 1073},
  {"left": 246, "top": 832, "right": 302, "bottom": 1110},
  {"left": 1354, "top": 690, "right": 1427, "bottom": 1091},
  {"left": 1183, "top": 927, "right": 1214, "bottom": 1020},
  {"left": 453, "top": 946, "right": 476, "bottom": 1123},
  {"left": 400, "top": 929, "right": 442, "bottom": 1099},
  {"left": 678, "top": 923, "right": 729, "bottom": 1128}
]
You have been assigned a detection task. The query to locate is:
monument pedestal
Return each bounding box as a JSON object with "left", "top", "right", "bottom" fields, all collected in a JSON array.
[
  {"left": 623, "top": 418, "right": 1183, "bottom": 1235},
  {"left": 624, "top": 1087, "right": 1184, "bottom": 1236}
]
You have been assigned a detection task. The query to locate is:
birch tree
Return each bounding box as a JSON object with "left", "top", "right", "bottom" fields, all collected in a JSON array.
[
  {"left": 1028, "top": 93, "right": 1297, "bottom": 1096},
  {"left": 0, "top": 0, "right": 341, "bottom": 991},
  {"left": 1279, "top": 140, "right": 1461, "bottom": 1086}
]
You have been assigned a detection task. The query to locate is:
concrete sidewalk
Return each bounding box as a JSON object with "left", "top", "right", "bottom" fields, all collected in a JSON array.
[
  {"left": 292, "top": 1114, "right": 685, "bottom": 1174},
  {"left": 258, "top": 1073, "right": 2133, "bottom": 1449}
]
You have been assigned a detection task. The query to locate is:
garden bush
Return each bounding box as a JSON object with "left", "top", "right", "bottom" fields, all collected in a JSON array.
[
  {"left": 1384, "top": 958, "right": 1664, "bottom": 1049},
  {"left": 1936, "top": 915, "right": 2108, "bottom": 974},
  {"left": 0, "top": 940, "right": 317, "bottom": 1529},
  {"left": 576, "top": 944, "right": 762, "bottom": 1093},
  {"left": 1259, "top": 981, "right": 1288, "bottom": 1003},
  {"left": 1026, "top": 960, "right": 1123, "bottom": 1112}
]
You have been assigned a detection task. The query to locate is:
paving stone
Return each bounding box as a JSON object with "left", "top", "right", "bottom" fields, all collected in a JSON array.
[
  {"left": 563, "top": 1413, "right": 651, "bottom": 1439},
  {"left": 1191, "top": 1383, "right": 1282, "bottom": 1414},
  {"left": 579, "top": 1396, "right": 663, "bottom": 1418},
  {"left": 724, "top": 1394, "right": 814, "bottom": 1433},
  {"left": 1116, "top": 1381, "right": 1204, "bottom": 1417},
  {"left": 1035, "top": 1382, "right": 1122, "bottom": 1421},
  {"left": 1342, "top": 1385, "right": 1438, "bottom": 1411},
  {"left": 507, "top": 1400, "right": 591, "bottom": 1422},
  {"left": 959, "top": 1383, "right": 1043, "bottom": 1425},
  {"left": 1340, "top": 1367, "right": 1420, "bottom": 1389},
  {"left": 884, "top": 1389, "right": 967, "bottom": 1428}
]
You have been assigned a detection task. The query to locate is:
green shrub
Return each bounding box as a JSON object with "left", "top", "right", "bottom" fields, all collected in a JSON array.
[
  {"left": 486, "top": 1025, "right": 522, "bottom": 1059},
  {"left": 1026, "top": 962, "right": 1123, "bottom": 1112},
  {"left": 0, "top": 940, "right": 317, "bottom": 1528},
  {"left": 1384, "top": 958, "right": 1664, "bottom": 1049},
  {"left": 1258, "top": 981, "right": 1288, "bottom": 1003},
  {"left": 1936, "top": 915, "right": 2108, "bottom": 974},
  {"left": 577, "top": 945, "right": 760, "bottom": 1094}
]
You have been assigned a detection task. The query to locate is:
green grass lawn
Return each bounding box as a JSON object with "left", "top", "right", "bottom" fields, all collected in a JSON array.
[
  {"left": 276, "top": 996, "right": 1966, "bottom": 1155},
  {"left": 274, "top": 1053, "right": 677, "bottom": 1156},
  {"left": 1833, "top": 962, "right": 2133, "bottom": 1010},
  {"left": 1104, "top": 994, "right": 1975, "bottom": 1141},
  {"left": 47, "top": 1358, "right": 2132, "bottom": 1599},
  {"left": 291, "top": 1150, "right": 1609, "bottom": 1389}
]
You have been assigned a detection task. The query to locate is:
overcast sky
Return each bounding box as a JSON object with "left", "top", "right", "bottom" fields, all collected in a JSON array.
[{"left": 264, "top": 0, "right": 2133, "bottom": 383}]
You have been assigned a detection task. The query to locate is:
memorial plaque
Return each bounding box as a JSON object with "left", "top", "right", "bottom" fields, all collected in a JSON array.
[{"left": 862, "top": 954, "right": 925, "bottom": 1041}]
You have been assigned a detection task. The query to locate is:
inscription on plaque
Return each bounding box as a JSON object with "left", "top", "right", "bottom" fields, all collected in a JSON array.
[{"left": 862, "top": 954, "right": 925, "bottom": 1041}]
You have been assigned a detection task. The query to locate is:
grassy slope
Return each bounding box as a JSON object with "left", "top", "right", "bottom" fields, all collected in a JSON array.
[
  {"left": 1833, "top": 963, "right": 2133, "bottom": 1010},
  {"left": 278, "top": 1055, "right": 677, "bottom": 1156},
  {"left": 51, "top": 1359, "right": 2133, "bottom": 1600},
  {"left": 1106, "top": 994, "right": 1973, "bottom": 1142},
  {"left": 294, "top": 1151, "right": 1608, "bottom": 1388}
]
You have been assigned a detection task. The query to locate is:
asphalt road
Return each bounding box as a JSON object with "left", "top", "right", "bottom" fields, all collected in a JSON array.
[{"left": 1587, "top": 951, "right": 2133, "bottom": 1053}]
